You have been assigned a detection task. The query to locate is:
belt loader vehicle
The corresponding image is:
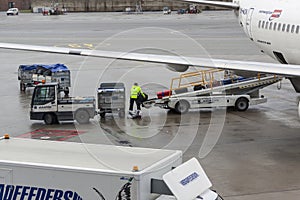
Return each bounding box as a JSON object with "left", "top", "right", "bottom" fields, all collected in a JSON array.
[
  {"left": 0, "top": 135, "right": 221, "bottom": 200},
  {"left": 144, "top": 69, "right": 282, "bottom": 114}
]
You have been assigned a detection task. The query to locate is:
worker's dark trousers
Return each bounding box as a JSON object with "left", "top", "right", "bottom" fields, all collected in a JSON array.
[{"left": 129, "top": 98, "right": 141, "bottom": 111}]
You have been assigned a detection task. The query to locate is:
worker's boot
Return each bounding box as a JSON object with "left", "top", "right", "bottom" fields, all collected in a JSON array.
[
  {"left": 136, "top": 110, "right": 142, "bottom": 117},
  {"left": 128, "top": 110, "right": 135, "bottom": 119}
]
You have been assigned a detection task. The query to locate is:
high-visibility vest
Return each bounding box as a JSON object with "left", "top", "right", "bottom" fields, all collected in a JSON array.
[{"left": 130, "top": 85, "right": 143, "bottom": 99}]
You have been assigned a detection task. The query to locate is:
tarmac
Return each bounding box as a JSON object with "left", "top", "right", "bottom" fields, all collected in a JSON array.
[{"left": 0, "top": 11, "right": 300, "bottom": 199}]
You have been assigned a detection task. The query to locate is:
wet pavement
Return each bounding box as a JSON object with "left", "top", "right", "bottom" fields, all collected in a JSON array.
[{"left": 0, "top": 11, "right": 300, "bottom": 199}]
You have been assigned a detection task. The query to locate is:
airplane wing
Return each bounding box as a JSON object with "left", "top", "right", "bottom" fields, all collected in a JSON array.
[
  {"left": 181, "top": 0, "right": 239, "bottom": 9},
  {"left": 0, "top": 42, "right": 300, "bottom": 77}
]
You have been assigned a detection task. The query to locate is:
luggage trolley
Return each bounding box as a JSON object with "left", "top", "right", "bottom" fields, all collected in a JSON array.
[
  {"left": 18, "top": 64, "right": 70, "bottom": 92},
  {"left": 97, "top": 82, "right": 126, "bottom": 118}
]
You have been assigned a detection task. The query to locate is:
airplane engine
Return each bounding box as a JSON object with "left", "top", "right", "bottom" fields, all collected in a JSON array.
[{"left": 166, "top": 64, "right": 189, "bottom": 72}]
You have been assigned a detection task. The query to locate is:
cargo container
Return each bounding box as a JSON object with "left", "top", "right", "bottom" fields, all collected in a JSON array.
[{"left": 0, "top": 136, "right": 220, "bottom": 200}]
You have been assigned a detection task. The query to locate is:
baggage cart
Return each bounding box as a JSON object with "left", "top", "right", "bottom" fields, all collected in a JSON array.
[
  {"left": 98, "top": 82, "right": 126, "bottom": 118},
  {"left": 18, "top": 63, "right": 70, "bottom": 91}
]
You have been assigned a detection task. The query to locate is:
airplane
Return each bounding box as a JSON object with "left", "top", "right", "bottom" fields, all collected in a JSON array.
[
  {"left": 183, "top": 0, "right": 300, "bottom": 92},
  {"left": 0, "top": 0, "right": 300, "bottom": 116}
]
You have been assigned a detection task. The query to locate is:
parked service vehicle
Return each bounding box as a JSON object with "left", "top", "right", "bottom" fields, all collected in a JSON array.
[
  {"left": 30, "top": 82, "right": 125, "bottom": 124},
  {"left": 18, "top": 64, "right": 70, "bottom": 91},
  {"left": 6, "top": 8, "right": 18, "bottom": 15},
  {"left": 30, "top": 82, "right": 95, "bottom": 124},
  {"left": 18, "top": 63, "right": 70, "bottom": 91},
  {"left": 0, "top": 136, "right": 222, "bottom": 200},
  {"left": 177, "top": 8, "right": 186, "bottom": 14},
  {"left": 163, "top": 7, "right": 171, "bottom": 14}
]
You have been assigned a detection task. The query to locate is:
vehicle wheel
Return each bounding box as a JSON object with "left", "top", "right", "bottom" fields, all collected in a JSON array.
[
  {"left": 20, "top": 82, "right": 26, "bottom": 91},
  {"left": 118, "top": 110, "right": 125, "bottom": 118},
  {"left": 175, "top": 100, "right": 190, "bottom": 114},
  {"left": 297, "top": 99, "right": 300, "bottom": 118},
  {"left": 44, "top": 113, "right": 56, "bottom": 125},
  {"left": 235, "top": 97, "right": 249, "bottom": 111},
  {"left": 100, "top": 112, "right": 106, "bottom": 118},
  {"left": 75, "top": 109, "right": 90, "bottom": 124}
]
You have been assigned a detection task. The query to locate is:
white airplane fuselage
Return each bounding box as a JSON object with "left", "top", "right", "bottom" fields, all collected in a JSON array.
[{"left": 237, "top": 0, "right": 300, "bottom": 65}]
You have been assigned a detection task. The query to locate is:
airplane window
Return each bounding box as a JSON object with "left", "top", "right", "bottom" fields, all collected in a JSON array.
[
  {"left": 269, "top": 22, "right": 273, "bottom": 30},
  {"left": 262, "top": 21, "right": 265, "bottom": 29},
  {"left": 282, "top": 24, "right": 286, "bottom": 32},
  {"left": 278, "top": 23, "right": 281, "bottom": 31},
  {"left": 265, "top": 22, "right": 269, "bottom": 29},
  {"left": 291, "top": 25, "right": 295, "bottom": 33},
  {"left": 296, "top": 25, "right": 300, "bottom": 34},
  {"left": 258, "top": 20, "right": 261, "bottom": 28},
  {"left": 273, "top": 23, "right": 277, "bottom": 31},
  {"left": 286, "top": 24, "right": 290, "bottom": 32}
]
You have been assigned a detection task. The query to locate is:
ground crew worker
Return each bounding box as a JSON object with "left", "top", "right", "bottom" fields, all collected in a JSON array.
[{"left": 129, "top": 82, "right": 145, "bottom": 115}]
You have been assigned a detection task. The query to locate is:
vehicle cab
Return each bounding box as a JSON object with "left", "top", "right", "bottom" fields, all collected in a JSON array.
[{"left": 31, "top": 83, "right": 95, "bottom": 124}]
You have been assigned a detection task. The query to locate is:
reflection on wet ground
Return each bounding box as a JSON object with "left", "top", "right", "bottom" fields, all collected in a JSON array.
[{"left": 17, "top": 129, "right": 85, "bottom": 141}]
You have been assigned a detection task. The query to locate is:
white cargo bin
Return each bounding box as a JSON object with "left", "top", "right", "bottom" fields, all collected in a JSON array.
[{"left": 0, "top": 138, "right": 182, "bottom": 200}]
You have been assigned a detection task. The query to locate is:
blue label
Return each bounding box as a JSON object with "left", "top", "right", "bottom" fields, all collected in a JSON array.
[
  {"left": 180, "top": 172, "right": 199, "bottom": 186},
  {"left": 0, "top": 184, "right": 82, "bottom": 200}
]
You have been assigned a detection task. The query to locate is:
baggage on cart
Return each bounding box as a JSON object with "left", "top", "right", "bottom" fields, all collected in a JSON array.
[
  {"left": 18, "top": 63, "right": 70, "bottom": 91},
  {"left": 97, "top": 82, "right": 126, "bottom": 118}
]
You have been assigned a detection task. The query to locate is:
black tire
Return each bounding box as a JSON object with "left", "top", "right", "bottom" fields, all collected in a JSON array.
[
  {"left": 44, "top": 113, "right": 56, "bottom": 125},
  {"left": 235, "top": 97, "right": 249, "bottom": 111},
  {"left": 118, "top": 110, "right": 125, "bottom": 118},
  {"left": 174, "top": 100, "right": 190, "bottom": 114},
  {"left": 100, "top": 112, "right": 106, "bottom": 118},
  {"left": 75, "top": 109, "right": 90, "bottom": 124},
  {"left": 297, "top": 99, "right": 300, "bottom": 118},
  {"left": 20, "top": 82, "right": 26, "bottom": 91}
]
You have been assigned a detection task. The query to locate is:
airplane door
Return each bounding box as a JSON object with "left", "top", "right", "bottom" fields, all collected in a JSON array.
[{"left": 246, "top": 8, "right": 254, "bottom": 40}]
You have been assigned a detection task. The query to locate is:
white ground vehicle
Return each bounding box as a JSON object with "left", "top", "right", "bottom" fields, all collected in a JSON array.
[
  {"left": 0, "top": 136, "right": 221, "bottom": 200},
  {"left": 144, "top": 69, "right": 282, "bottom": 113},
  {"left": 161, "top": 94, "right": 261, "bottom": 114},
  {"left": 30, "top": 82, "right": 96, "bottom": 124},
  {"left": 6, "top": 8, "right": 18, "bottom": 15},
  {"left": 30, "top": 82, "right": 126, "bottom": 124},
  {"left": 163, "top": 7, "right": 171, "bottom": 14}
]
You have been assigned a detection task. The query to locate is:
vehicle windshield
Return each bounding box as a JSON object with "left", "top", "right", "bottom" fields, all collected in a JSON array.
[{"left": 32, "top": 86, "right": 55, "bottom": 105}]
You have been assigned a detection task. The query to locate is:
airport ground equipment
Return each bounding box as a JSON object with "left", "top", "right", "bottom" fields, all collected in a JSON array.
[
  {"left": 97, "top": 82, "right": 126, "bottom": 118},
  {"left": 18, "top": 63, "right": 70, "bottom": 91},
  {"left": 143, "top": 69, "right": 282, "bottom": 113},
  {"left": 30, "top": 82, "right": 95, "bottom": 124},
  {"left": 0, "top": 136, "right": 221, "bottom": 200}
]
